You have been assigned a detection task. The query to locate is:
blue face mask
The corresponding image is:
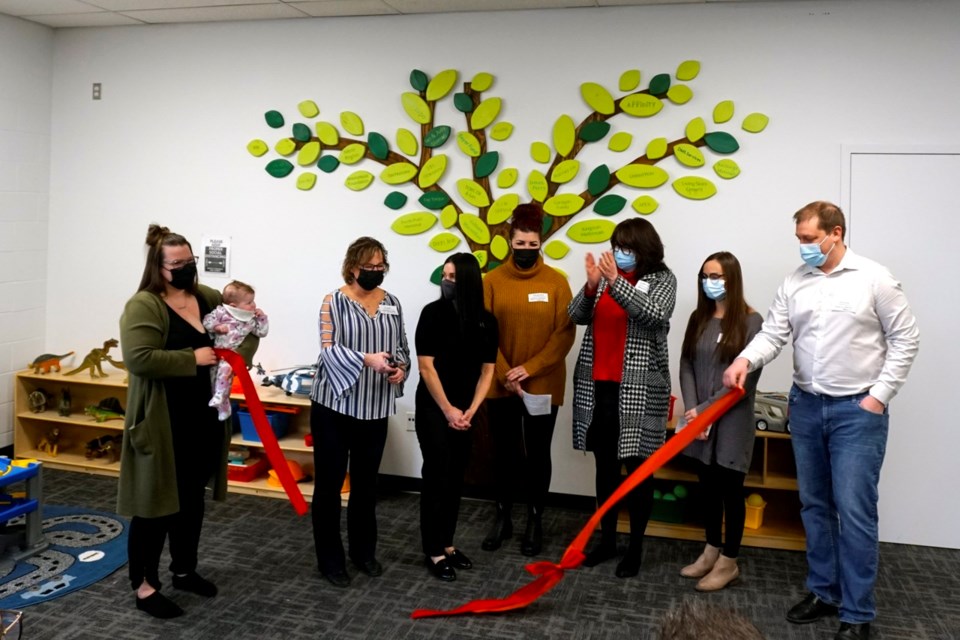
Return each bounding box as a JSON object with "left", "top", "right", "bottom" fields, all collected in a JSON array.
[
  {"left": 614, "top": 249, "right": 637, "bottom": 272},
  {"left": 702, "top": 278, "right": 726, "bottom": 300},
  {"left": 799, "top": 235, "right": 835, "bottom": 268}
]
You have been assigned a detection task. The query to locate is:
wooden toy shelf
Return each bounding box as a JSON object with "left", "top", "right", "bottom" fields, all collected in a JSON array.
[
  {"left": 618, "top": 425, "right": 805, "bottom": 551},
  {"left": 13, "top": 370, "right": 335, "bottom": 504}
]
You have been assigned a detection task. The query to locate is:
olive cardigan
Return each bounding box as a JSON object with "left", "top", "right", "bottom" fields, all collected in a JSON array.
[{"left": 117, "top": 285, "right": 259, "bottom": 518}]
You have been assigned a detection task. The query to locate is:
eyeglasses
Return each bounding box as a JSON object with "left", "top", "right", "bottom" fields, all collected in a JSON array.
[
  {"left": 163, "top": 256, "right": 198, "bottom": 268},
  {"left": 700, "top": 273, "right": 724, "bottom": 281},
  {"left": 360, "top": 263, "right": 387, "bottom": 272}
]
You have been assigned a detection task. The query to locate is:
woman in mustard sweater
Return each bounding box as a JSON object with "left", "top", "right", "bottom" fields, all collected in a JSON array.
[{"left": 481, "top": 203, "right": 576, "bottom": 556}]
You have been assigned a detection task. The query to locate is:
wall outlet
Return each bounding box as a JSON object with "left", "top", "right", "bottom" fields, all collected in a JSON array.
[
  {"left": 405, "top": 411, "right": 415, "bottom": 431},
  {"left": 92, "top": 83, "right": 101, "bottom": 100}
]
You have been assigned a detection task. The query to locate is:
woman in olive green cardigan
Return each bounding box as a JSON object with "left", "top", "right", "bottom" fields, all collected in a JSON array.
[{"left": 119, "top": 225, "right": 258, "bottom": 619}]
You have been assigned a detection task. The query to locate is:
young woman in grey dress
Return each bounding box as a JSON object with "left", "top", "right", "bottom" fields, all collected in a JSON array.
[{"left": 678, "top": 251, "right": 763, "bottom": 591}]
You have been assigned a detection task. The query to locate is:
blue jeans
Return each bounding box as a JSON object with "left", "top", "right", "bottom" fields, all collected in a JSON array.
[{"left": 788, "top": 385, "right": 889, "bottom": 623}]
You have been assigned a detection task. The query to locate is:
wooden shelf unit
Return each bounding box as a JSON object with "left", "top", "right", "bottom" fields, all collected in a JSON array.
[
  {"left": 12, "top": 370, "right": 333, "bottom": 503},
  {"left": 617, "top": 426, "right": 805, "bottom": 551}
]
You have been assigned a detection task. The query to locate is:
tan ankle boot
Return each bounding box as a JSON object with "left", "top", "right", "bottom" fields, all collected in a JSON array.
[
  {"left": 695, "top": 554, "right": 739, "bottom": 591},
  {"left": 680, "top": 543, "right": 720, "bottom": 578}
]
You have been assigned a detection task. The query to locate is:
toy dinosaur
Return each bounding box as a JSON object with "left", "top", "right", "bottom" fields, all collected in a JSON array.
[
  {"left": 64, "top": 339, "right": 125, "bottom": 378},
  {"left": 29, "top": 351, "right": 74, "bottom": 374},
  {"left": 85, "top": 397, "right": 125, "bottom": 422},
  {"left": 85, "top": 435, "right": 122, "bottom": 462},
  {"left": 38, "top": 427, "right": 62, "bottom": 457}
]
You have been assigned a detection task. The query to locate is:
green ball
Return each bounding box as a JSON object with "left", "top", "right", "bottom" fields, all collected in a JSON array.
[
  {"left": 662, "top": 493, "right": 677, "bottom": 502},
  {"left": 673, "top": 485, "right": 688, "bottom": 499},
  {"left": 746, "top": 493, "right": 765, "bottom": 507},
  {"left": 653, "top": 489, "right": 663, "bottom": 500}
]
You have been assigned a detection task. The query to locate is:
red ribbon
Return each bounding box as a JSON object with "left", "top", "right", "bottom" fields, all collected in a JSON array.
[
  {"left": 411, "top": 386, "right": 746, "bottom": 619},
  {"left": 216, "top": 349, "right": 309, "bottom": 516}
]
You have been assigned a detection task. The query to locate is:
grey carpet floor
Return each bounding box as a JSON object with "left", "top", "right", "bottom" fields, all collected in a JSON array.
[{"left": 10, "top": 469, "right": 960, "bottom": 639}]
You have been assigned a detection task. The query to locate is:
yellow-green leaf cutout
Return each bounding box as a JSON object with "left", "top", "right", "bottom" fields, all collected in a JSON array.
[
  {"left": 676, "top": 60, "right": 701, "bottom": 81},
  {"left": 339, "top": 143, "right": 366, "bottom": 165},
  {"left": 620, "top": 95, "right": 663, "bottom": 118},
  {"left": 497, "top": 168, "right": 519, "bottom": 189},
  {"left": 298, "top": 141, "right": 321, "bottom": 166},
  {"left": 380, "top": 162, "right": 418, "bottom": 185},
  {"left": 619, "top": 70, "right": 641, "bottom": 92},
  {"left": 316, "top": 122, "right": 339, "bottom": 146},
  {"left": 471, "top": 72, "right": 494, "bottom": 92},
  {"left": 544, "top": 194, "right": 585, "bottom": 217},
  {"left": 713, "top": 159, "right": 741, "bottom": 179},
  {"left": 580, "top": 82, "right": 615, "bottom": 115},
  {"left": 608, "top": 132, "right": 633, "bottom": 153},
  {"left": 566, "top": 219, "right": 615, "bottom": 244},
  {"left": 429, "top": 232, "right": 460, "bottom": 252},
  {"left": 685, "top": 117, "right": 706, "bottom": 142},
  {"left": 674, "top": 143, "right": 705, "bottom": 168},
  {"left": 298, "top": 100, "right": 319, "bottom": 118},
  {"left": 616, "top": 164, "right": 669, "bottom": 188},
  {"left": 247, "top": 140, "right": 268, "bottom": 157},
  {"left": 713, "top": 100, "right": 734, "bottom": 124},
  {"left": 392, "top": 212, "right": 438, "bottom": 235},
  {"left": 673, "top": 176, "right": 717, "bottom": 200},
  {"left": 457, "top": 179, "right": 491, "bottom": 208},
  {"left": 491, "top": 122, "right": 513, "bottom": 141},
  {"left": 275, "top": 139, "right": 296, "bottom": 156},
  {"left": 396, "top": 128, "right": 418, "bottom": 156},
  {"left": 457, "top": 132, "right": 482, "bottom": 158},
  {"left": 459, "top": 213, "right": 491, "bottom": 244},
  {"left": 667, "top": 85, "right": 693, "bottom": 105},
  {"left": 527, "top": 170, "right": 548, "bottom": 202},
  {"left": 401, "top": 92, "right": 432, "bottom": 125},
  {"left": 531, "top": 142, "right": 551, "bottom": 164},
  {"left": 440, "top": 205, "right": 457, "bottom": 229},
  {"left": 490, "top": 236, "right": 508, "bottom": 261},
  {"left": 743, "top": 113, "right": 770, "bottom": 133},
  {"left": 646, "top": 138, "right": 668, "bottom": 160},
  {"left": 551, "top": 159, "right": 580, "bottom": 184},
  {"left": 544, "top": 240, "right": 570, "bottom": 260},
  {"left": 297, "top": 173, "right": 317, "bottom": 191},
  {"left": 473, "top": 250, "right": 488, "bottom": 268},
  {"left": 345, "top": 170, "right": 374, "bottom": 191},
  {"left": 553, "top": 115, "right": 576, "bottom": 157},
  {"left": 340, "top": 111, "right": 364, "bottom": 136},
  {"left": 471, "top": 97, "right": 502, "bottom": 130},
  {"left": 426, "top": 69, "right": 458, "bottom": 102},
  {"left": 488, "top": 193, "right": 520, "bottom": 225},
  {"left": 419, "top": 155, "right": 448, "bottom": 189},
  {"left": 632, "top": 196, "right": 658, "bottom": 215}
]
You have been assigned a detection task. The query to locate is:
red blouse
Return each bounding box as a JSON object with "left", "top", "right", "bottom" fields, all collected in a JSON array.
[{"left": 592, "top": 270, "right": 639, "bottom": 382}]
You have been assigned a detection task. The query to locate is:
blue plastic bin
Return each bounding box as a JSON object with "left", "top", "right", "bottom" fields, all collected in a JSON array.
[{"left": 237, "top": 410, "right": 290, "bottom": 443}]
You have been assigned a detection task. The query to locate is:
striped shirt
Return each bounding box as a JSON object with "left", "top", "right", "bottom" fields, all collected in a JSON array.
[{"left": 310, "top": 289, "right": 410, "bottom": 420}]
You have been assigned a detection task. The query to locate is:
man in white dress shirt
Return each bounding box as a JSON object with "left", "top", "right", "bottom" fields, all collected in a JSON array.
[{"left": 724, "top": 201, "right": 919, "bottom": 640}]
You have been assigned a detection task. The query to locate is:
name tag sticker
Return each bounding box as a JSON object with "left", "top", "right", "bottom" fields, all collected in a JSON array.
[
  {"left": 635, "top": 280, "right": 650, "bottom": 294},
  {"left": 528, "top": 293, "right": 549, "bottom": 303},
  {"left": 830, "top": 299, "right": 854, "bottom": 313},
  {"left": 379, "top": 304, "right": 399, "bottom": 315}
]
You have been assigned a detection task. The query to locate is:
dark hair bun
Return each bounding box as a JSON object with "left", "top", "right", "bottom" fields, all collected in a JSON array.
[
  {"left": 510, "top": 203, "right": 544, "bottom": 235},
  {"left": 145, "top": 224, "right": 170, "bottom": 247}
]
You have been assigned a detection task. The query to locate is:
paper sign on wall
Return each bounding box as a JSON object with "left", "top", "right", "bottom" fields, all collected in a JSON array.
[{"left": 201, "top": 235, "right": 231, "bottom": 277}]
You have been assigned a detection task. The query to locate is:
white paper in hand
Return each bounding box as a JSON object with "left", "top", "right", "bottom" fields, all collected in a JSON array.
[{"left": 522, "top": 392, "right": 552, "bottom": 416}]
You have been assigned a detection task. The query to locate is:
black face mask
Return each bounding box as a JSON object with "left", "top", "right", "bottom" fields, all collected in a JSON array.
[
  {"left": 512, "top": 248, "right": 539, "bottom": 270},
  {"left": 356, "top": 269, "right": 384, "bottom": 291},
  {"left": 167, "top": 262, "right": 197, "bottom": 290},
  {"left": 440, "top": 279, "right": 456, "bottom": 301}
]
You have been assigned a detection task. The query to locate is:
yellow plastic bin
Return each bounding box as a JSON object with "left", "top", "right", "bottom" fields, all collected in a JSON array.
[{"left": 744, "top": 493, "right": 766, "bottom": 530}]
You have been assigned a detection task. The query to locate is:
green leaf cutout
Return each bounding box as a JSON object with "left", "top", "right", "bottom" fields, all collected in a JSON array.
[
  {"left": 265, "top": 110, "right": 284, "bottom": 128},
  {"left": 587, "top": 164, "right": 611, "bottom": 196},
  {"left": 384, "top": 192, "right": 408, "bottom": 210},
  {"left": 292, "top": 123, "right": 312, "bottom": 143},
  {"left": 593, "top": 194, "right": 627, "bottom": 216},
  {"left": 318, "top": 156, "right": 340, "bottom": 173},
  {"left": 648, "top": 73, "right": 671, "bottom": 95},
  {"left": 410, "top": 69, "right": 429, "bottom": 92},
  {"left": 579, "top": 121, "right": 611, "bottom": 143},
  {"left": 453, "top": 93, "right": 474, "bottom": 113},
  {"left": 419, "top": 191, "right": 451, "bottom": 210},
  {"left": 566, "top": 219, "right": 616, "bottom": 244},
  {"left": 429, "top": 264, "right": 444, "bottom": 285},
  {"left": 704, "top": 132, "right": 740, "bottom": 154},
  {"left": 265, "top": 159, "right": 294, "bottom": 178},
  {"left": 476, "top": 151, "right": 500, "bottom": 179},
  {"left": 423, "top": 125, "right": 451, "bottom": 148},
  {"left": 367, "top": 132, "right": 389, "bottom": 160}
]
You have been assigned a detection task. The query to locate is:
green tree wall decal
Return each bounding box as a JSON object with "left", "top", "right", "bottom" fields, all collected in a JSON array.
[{"left": 247, "top": 61, "right": 768, "bottom": 282}]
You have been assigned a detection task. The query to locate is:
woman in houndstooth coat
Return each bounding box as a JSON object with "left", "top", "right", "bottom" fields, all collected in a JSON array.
[{"left": 567, "top": 218, "right": 676, "bottom": 578}]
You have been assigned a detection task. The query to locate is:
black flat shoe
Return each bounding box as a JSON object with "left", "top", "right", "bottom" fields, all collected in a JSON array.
[
  {"left": 615, "top": 553, "right": 641, "bottom": 578},
  {"left": 352, "top": 558, "right": 383, "bottom": 577},
  {"left": 445, "top": 549, "right": 473, "bottom": 570},
  {"left": 425, "top": 557, "right": 456, "bottom": 582},
  {"left": 835, "top": 622, "right": 870, "bottom": 640},
  {"left": 786, "top": 592, "right": 839, "bottom": 624},
  {"left": 322, "top": 570, "right": 351, "bottom": 588},
  {"left": 582, "top": 545, "right": 618, "bottom": 568},
  {"left": 136, "top": 591, "right": 184, "bottom": 619},
  {"left": 171, "top": 572, "right": 218, "bottom": 597}
]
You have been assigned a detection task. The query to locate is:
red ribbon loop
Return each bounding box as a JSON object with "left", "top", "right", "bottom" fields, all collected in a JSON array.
[{"left": 411, "top": 386, "right": 746, "bottom": 618}]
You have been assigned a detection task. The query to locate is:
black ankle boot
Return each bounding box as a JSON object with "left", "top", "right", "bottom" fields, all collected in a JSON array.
[
  {"left": 520, "top": 506, "right": 543, "bottom": 556},
  {"left": 482, "top": 502, "right": 513, "bottom": 551}
]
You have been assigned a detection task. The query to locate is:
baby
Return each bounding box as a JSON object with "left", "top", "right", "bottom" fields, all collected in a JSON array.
[{"left": 203, "top": 280, "right": 270, "bottom": 420}]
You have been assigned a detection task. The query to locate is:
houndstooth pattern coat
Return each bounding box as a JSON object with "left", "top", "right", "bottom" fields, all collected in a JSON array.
[{"left": 568, "top": 269, "right": 677, "bottom": 460}]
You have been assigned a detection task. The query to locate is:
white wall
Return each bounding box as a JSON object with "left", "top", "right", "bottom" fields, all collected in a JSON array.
[
  {"left": 0, "top": 14, "right": 53, "bottom": 447},
  {"left": 44, "top": 0, "right": 960, "bottom": 499}
]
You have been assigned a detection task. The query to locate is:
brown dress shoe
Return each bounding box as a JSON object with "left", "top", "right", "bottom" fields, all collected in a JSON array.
[
  {"left": 695, "top": 554, "right": 739, "bottom": 591},
  {"left": 680, "top": 543, "right": 720, "bottom": 578}
]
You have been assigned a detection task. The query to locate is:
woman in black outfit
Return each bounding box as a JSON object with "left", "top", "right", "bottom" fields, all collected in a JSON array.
[{"left": 415, "top": 253, "right": 498, "bottom": 581}]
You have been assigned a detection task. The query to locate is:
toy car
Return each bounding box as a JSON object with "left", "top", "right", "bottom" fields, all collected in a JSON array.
[
  {"left": 754, "top": 391, "right": 789, "bottom": 432},
  {"left": 261, "top": 366, "right": 317, "bottom": 397}
]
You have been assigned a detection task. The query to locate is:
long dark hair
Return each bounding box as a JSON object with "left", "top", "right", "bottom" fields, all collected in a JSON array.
[
  {"left": 611, "top": 218, "right": 668, "bottom": 277},
  {"left": 444, "top": 253, "right": 486, "bottom": 339},
  {"left": 138, "top": 224, "right": 197, "bottom": 295},
  {"left": 681, "top": 251, "right": 753, "bottom": 364}
]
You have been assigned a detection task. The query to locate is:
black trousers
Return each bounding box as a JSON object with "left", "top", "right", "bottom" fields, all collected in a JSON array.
[
  {"left": 127, "top": 409, "right": 219, "bottom": 591},
  {"left": 416, "top": 400, "right": 472, "bottom": 557},
  {"left": 697, "top": 461, "right": 747, "bottom": 558},
  {"left": 310, "top": 401, "right": 387, "bottom": 575},
  {"left": 589, "top": 381, "right": 655, "bottom": 550},
  {"left": 486, "top": 396, "right": 559, "bottom": 511}
]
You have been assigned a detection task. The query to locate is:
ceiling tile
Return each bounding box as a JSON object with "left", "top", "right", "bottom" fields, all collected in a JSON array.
[
  {"left": 289, "top": 1, "right": 399, "bottom": 17},
  {"left": 385, "top": 0, "right": 594, "bottom": 14},
  {"left": 0, "top": 0, "right": 102, "bottom": 16},
  {"left": 20, "top": 10, "right": 145, "bottom": 26},
  {"left": 84, "top": 0, "right": 276, "bottom": 10},
  {"left": 119, "top": 3, "right": 308, "bottom": 23}
]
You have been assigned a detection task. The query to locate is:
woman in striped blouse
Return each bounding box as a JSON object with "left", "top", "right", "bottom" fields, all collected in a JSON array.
[{"left": 309, "top": 237, "right": 410, "bottom": 588}]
